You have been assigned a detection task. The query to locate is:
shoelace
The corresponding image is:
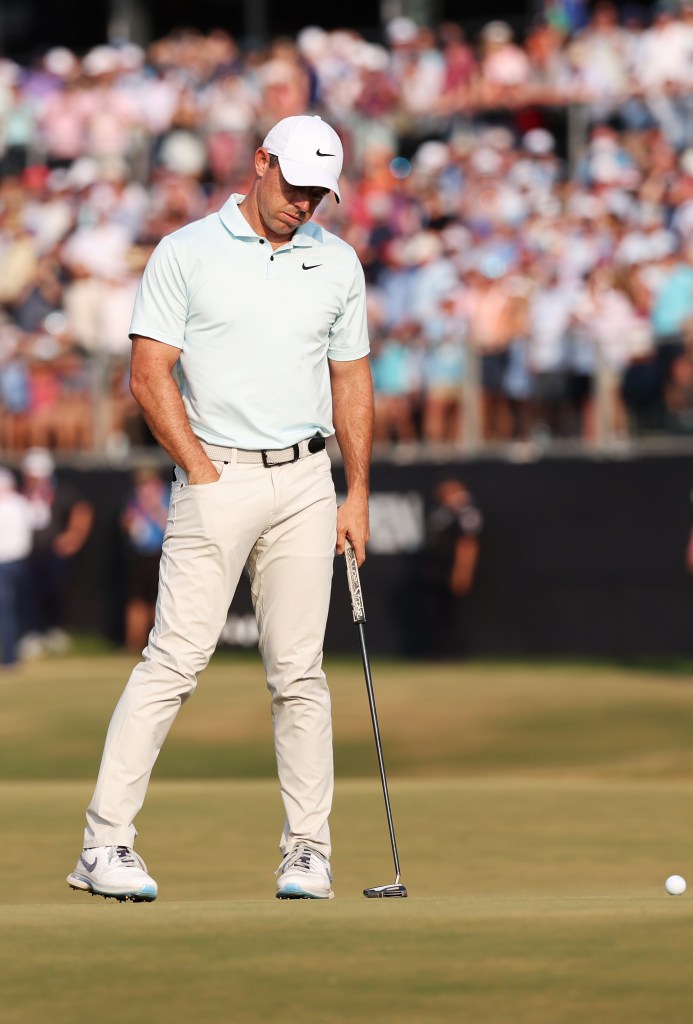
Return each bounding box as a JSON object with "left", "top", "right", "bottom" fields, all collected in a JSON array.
[
  {"left": 275, "top": 844, "right": 330, "bottom": 879},
  {"left": 111, "top": 846, "right": 149, "bottom": 872}
]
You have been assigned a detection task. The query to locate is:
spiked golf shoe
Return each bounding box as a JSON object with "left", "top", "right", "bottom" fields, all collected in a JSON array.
[
  {"left": 275, "top": 844, "right": 334, "bottom": 899},
  {"left": 67, "top": 846, "right": 158, "bottom": 902}
]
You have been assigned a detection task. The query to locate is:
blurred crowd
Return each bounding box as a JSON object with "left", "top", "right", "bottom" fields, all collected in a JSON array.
[
  {"left": 2, "top": 1, "right": 693, "bottom": 452},
  {"left": 0, "top": 444, "right": 172, "bottom": 668}
]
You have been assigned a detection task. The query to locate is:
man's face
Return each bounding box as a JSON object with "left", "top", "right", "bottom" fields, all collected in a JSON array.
[{"left": 255, "top": 149, "right": 329, "bottom": 240}]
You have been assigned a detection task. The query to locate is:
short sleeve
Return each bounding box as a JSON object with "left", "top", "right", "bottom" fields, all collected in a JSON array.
[
  {"left": 129, "top": 236, "right": 188, "bottom": 349},
  {"left": 327, "top": 254, "right": 370, "bottom": 362}
]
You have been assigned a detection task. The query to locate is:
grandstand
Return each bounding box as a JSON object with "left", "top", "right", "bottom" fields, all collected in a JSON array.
[{"left": 1, "top": 2, "right": 693, "bottom": 657}]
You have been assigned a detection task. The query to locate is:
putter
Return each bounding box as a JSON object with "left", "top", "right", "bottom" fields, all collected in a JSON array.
[{"left": 344, "top": 540, "right": 408, "bottom": 899}]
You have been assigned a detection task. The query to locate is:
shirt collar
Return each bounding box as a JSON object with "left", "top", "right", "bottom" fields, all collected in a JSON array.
[
  {"left": 218, "top": 193, "right": 318, "bottom": 249},
  {"left": 218, "top": 194, "right": 259, "bottom": 239}
]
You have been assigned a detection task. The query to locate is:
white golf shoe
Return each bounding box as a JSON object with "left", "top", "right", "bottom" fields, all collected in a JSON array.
[
  {"left": 67, "top": 846, "right": 158, "bottom": 902},
  {"left": 275, "top": 844, "right": 334, "bottom": 900}
]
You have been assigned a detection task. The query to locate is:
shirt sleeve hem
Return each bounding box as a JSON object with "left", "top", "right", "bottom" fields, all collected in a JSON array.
[
  {"left": 327, "top": 345, "right": 371, "bottom": 362},
  {"left": 128, "top": 328, "right": 184, "bottom": 349}
]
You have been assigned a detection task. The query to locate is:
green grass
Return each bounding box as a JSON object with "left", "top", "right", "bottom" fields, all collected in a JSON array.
[
  {"left": 2, "top": 652, "right": 693, "bottom": 780},
  {"left": 2, "top": 653, "right": 693, "bottom": 1022}
]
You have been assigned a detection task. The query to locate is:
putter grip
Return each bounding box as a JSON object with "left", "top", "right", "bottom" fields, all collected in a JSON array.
[{"left": 344, "top": 540, "right": 366, "bottom": 624}]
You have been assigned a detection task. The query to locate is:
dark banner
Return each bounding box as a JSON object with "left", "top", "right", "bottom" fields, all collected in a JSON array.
[{"left": 59, "top": 454, "right": 693, "bottom": 658}]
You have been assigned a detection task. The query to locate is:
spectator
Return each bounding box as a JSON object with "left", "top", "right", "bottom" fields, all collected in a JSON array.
[
  {"left": 0, "top": 224, "right": 39, "bottom": 309},
  {"left": 0, "top": 467, "right": 32, "bottom": 669},
  {"left": 0, "top": 78, "right": 39, "bottom": 179},
  {"left": 389, "top": 21, "right": 446, "bottom": 124},
  {"left": 0, "top": 332, "right": 31, "bottom": 451},
  {"left": 37, "top": 76, "right": 92, "bottom": 167},
  {"left": 477, "top": 20, "right": 532, "bottom": 108},
  {"left": 120, "top": 468, "right": 170, "bottom": 653},
  {"left": 437, "top": 22, "right": 477, "bottom": 115},
  {"left": 614, "top": 264, "right": 663, "bottom": 432},
  {"left": 647, "top": 245, "right": 693, "bottom": 408},
  {"left": 572, "top": 263, "right": 642, "bottom": 437},
  {"left": 418, "top": 478, "right": 482, "bottom": 658},
  {"left": 19, "top": 447, "right": 93, "bottom": 657},
  {"left": 421, "top": 294, "right": 467, "bottom": 443},
  {"left": 371, "top": 320, "right": 421, "bottom": 443},
  {"left": 457, "top": 266, "right": 519, "bottom": 440},
  {"left": 568, "top": 1, "right": 631, "bottom": 120},
  {"left": 527, "top": 262, "right": 577, "bottom": 437},
  {"left": 635, "top": 0, "right": 693, "bottom": 150}
]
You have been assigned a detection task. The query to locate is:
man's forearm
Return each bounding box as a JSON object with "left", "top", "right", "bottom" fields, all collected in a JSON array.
[
  {"left": 330, "top": 356, "right": 374, "bottom": 562},
  {"left": 129, "top": 344, "right": 215, "bottom": 482},
  {"left": 331, "top": 358, "right": 374, "bottom": 495},
  {"left": 133, "top": 372, "right": 212, "bottom": 476}
]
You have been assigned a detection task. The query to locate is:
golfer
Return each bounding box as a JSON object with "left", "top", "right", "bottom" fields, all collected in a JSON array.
[{"left": 67, "top": 115, "right": 373, "bottom": 901}]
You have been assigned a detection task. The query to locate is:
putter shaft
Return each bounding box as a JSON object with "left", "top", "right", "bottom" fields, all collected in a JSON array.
[
  {"left": 356, "top": 619, "right": 402, "bottom": 884},
  {"left": 344, "top": 541, "right": 406, "bottom": 894}
]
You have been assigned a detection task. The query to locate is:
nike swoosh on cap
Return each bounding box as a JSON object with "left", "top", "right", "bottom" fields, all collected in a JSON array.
[
  {"left": 302, "top": 263, "right": 322, "bottom": 270},
  {"left": 316, "top": 149, "right": 335, "bottom": 157}
]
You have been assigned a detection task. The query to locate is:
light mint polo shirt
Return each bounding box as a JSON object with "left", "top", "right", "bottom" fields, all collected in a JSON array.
[{"left": 129, "top": 194, "right": 370, "bottom": 450}]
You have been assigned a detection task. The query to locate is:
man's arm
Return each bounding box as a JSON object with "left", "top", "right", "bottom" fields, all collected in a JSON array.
[
  {"left": 53, "top": 500, "right": 94, "bottom": 557},
  {"left": 329, "top": 355, "right": 374, "bottom": 566},
  {"left": 450, "top": 536, "right": 479, "bottom": 597},
  {"left": 130, "top": 335, "right": 219, "bottom": 484}
]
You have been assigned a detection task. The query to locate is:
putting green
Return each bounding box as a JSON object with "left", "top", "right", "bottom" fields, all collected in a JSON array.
[
  {"left": 2, "top": 654, "right": 693, "bottom": 1022},
  {"left": 2, "top": 778, "right": 693, "bottom": 1024},
  {"left": 3, "top": 895, "right": 693, "bottom": 1024}
]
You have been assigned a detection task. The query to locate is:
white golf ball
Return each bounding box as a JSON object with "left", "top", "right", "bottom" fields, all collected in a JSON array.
[{"left": 665, "top": 874, "right": 687, "bottom": 896}]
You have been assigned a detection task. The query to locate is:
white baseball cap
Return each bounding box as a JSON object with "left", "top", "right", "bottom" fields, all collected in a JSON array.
[{"left": 263, "top": 115, "right": 343, "bottom": 204}]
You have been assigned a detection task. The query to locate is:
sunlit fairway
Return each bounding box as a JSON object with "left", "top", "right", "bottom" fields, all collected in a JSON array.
[{"left": 1, "top": 652, "right": 693, "bottom": 1023}]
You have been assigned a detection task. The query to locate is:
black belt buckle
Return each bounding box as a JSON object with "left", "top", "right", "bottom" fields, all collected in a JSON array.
[{"left": 262, "top": 443, "right": 300, "bottom": 467}]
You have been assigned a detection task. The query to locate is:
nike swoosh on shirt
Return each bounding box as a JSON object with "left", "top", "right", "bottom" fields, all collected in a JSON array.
[
  {"left": 80, "top": 854, "right": 98, "bottom": 872},
  {"left": 302, "top": 263, "right": 322, "bottom": 270},
  {"left": 315, "top": 149, "right": 335, "bottom": 157}
]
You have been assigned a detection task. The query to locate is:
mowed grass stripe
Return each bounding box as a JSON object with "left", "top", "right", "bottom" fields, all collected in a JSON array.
[
  {"left": 2, "top": 897, "right": 693, "bottom": 1024},
  {"left": 2, "top": 654, "right": 693, "bottom": 779},
  {"left": 2, "top": 779, "right": 692, "bottom": 904}
]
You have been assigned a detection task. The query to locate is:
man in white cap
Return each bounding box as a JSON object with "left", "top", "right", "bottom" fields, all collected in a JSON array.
[{"left": 67, "top": 115, "right": 373, "bottom": 902}]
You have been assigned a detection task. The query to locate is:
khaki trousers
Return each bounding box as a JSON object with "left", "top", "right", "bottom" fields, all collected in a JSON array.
[{"left": 84, "top": 449, "right": 337, "bottom": 858}]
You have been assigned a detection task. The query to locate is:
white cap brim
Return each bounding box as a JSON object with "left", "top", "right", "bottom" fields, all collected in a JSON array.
[{"left": 278, "top": 155, "right": 341, "bottom": 203}]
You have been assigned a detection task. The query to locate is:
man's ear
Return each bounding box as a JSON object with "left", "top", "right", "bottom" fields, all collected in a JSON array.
[{"left": 255, "top": 147, "right": 271, "bottom": 177}]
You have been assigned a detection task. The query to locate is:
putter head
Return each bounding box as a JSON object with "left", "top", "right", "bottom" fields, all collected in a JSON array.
[{"left": 363, "top": 883, "right": 408, "bottom": 898}]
